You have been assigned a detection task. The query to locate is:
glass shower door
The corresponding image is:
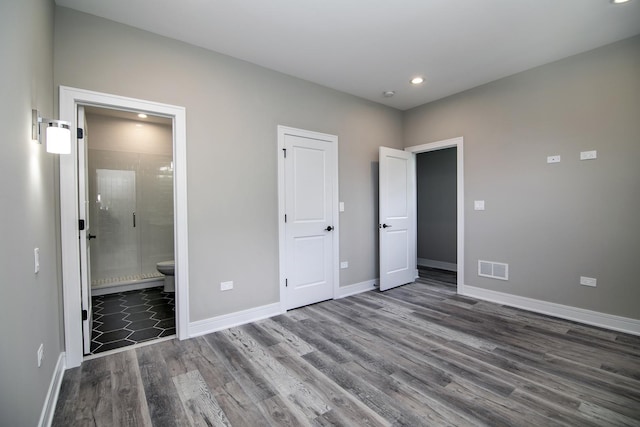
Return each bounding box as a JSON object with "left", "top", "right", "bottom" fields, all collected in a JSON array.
[{"left": 91, "top": 169, "right": 139, "bottom": 285}]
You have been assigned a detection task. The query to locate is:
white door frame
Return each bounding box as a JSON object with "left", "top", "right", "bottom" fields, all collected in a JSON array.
[
  {"left": 405, "top": 136, "right": 465, "bottom": 294},
  {"left": 277, "top": 125, "right": 340, "bottom": 312},
  {"left": 59, "top": 86, "right": 190, "bottom": 368}
]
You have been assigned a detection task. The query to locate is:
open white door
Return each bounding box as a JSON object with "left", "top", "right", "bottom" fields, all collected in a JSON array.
[
  {"left": 379, "top": 147, "right": 417, "bottom": 291},
  {"left": 77, "top": 106, "right": 93, "bottom": 354},
  {"left": 280, "top": 127, "right": 338, "bottom": 310}
]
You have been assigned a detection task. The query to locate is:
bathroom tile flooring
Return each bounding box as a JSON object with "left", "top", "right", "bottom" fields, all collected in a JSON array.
[{"left": 90, "top": 286, "right": 175, "bottom": 355}]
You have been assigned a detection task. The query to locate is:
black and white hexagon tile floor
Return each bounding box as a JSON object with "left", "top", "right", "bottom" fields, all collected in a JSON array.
[{"left": 90, "top": 287, "right": 175, "bottom": 354}]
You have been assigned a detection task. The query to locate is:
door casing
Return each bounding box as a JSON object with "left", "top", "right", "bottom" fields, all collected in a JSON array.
[
  {"left": 405, "top": 137, "right": 465, "bottom": 294},
  {"left": 277, "top": 125, "right": 340, "bottom": 312},
  {"left": 59, "top": 86, "right": 189, "bottom": 368}
]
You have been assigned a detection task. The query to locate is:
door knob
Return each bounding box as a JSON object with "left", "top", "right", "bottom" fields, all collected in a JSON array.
[
  {"left": 325, "top": 226, "right": 334, "bottom": 231},
  {"left": 88, "top": 234, "right": 97, "bottom": 240},
  {"left": 382, "top": 224, "right": 392, "bottom": 228}
]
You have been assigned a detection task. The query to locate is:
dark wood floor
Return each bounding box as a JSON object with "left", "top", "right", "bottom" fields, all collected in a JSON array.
[{"left": 53, "top": 270, "right": 640, "bottom": 426}]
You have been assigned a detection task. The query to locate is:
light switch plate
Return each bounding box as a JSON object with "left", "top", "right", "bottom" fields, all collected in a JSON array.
[
  {"left": 34, "top": 248, "right": 40, "bottom": 274},
  {"left": 339, "top": 202, "right": 344, "bottom": 212},
  {"left": 220, "top": 281, "right": 233, "bottom": 291},
  {"left": 340, "top": 261, "right": 349, "bottom": 269},
  {"left": 474, "top": 200, "right": 485, "bottom": 211}
]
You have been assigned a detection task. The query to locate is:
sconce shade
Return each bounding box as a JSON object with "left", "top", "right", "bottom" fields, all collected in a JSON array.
[
  {"left": 32, "top": 109, "right": 72, "bottom": 154},
  {"left": 46, "top": 124, "right": 71, "bottom": 154}
]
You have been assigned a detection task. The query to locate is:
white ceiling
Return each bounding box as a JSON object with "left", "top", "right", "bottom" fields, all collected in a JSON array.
[{"left": 55, "top": 0, "right": 640, "bottom": 110}]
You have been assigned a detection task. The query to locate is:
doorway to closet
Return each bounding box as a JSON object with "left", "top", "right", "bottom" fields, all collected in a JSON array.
[{"left": 416, "top": 147, "right": 457, "bottom": 281}]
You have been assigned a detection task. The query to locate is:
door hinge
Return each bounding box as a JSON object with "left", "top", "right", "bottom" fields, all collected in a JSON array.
[
  {"left": 283, "top": 148, "right": 287, "bottom": 158},
  {"left": 79, "top": 219, "right": 85, "bottom": 231},
  {"left": 82, "top": 309, "right": 88, "bottom": 321},
  {"left": 285, "top": 278, "right": 288, "bottom": 287},
  {"left": 77, "top": 128, "right": 84, "bottom": 139}
]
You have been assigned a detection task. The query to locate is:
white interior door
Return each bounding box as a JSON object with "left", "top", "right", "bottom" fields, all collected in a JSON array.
[
  {"left": 282, "top": 129, "right": 337, "bottom": 310},
  {"left": 77, "top": 106, "right": 93, "bottom": 354},
  {"left": 379, "top": 147, "right": 417, "bottom": 291}
]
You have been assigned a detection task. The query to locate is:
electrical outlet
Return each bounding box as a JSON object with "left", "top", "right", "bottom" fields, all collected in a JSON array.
[
  {"left": 220, "top": 281, "right": 233, "bottom": 291},
  {"left": 547, "top": 155, "right": 561, "bottom": 164},
  {"left": 37, "top": 344, "right": 44, "bottom": 368},
  {"left": 340, "top": 261, "right": 349, "bottom": 269},
  {"left": 580, "top": 150, "right": 597, "bottom": 160},
  {"left": 580, "top": 276, "right": 597, "bottom": 287},
  {"left": 34, "top": 248, "right": 40, "bottom": 274},
  {"left": 474, "top": 200, "right": 485, "bottom": 211}
]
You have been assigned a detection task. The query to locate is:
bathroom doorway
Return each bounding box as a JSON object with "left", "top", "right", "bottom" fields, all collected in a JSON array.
[
  {"left": 59, "top": 86, "right": 189, "bottom": 368},
  {"left": 81, "top": 105, "right": 176, "bottom": 355}
]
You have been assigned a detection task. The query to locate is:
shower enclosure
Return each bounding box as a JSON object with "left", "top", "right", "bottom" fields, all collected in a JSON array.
[{"left": 88, "top": 149, "right": 174, "bottom": 291}]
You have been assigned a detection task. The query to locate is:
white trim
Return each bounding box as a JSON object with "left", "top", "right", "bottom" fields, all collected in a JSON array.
[
  {"left": 38, "top": 352, "right": 65, "bottom": 427},
  {"left": 189, "top": 303, "right": 283, "bottom": 338},
  {"left": 405, "top": 137, "right": 464, "bottom": 296},
  {"left": 277, "top": 126, "right": 339, "bottom": 312},
  {"left": 462, "top": 285, "right": 640, "bottom": 336},
  {"left": 59, "top": 86, "right": 189, "bottom": 368},
  {"left": 336, "top": 279, "right": 379, "bottom": 298},
  {"left": 417, "top": 258, "right": 458, "bottom": 272}
]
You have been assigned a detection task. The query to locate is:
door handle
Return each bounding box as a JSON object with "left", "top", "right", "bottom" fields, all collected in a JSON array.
[
  {"left": 325, "top": 226, "right": 334, "bottom": 231},
  {"left": 382, "top": 223, "right": 392, "bottom": 228},
  {"left": 88, "top": 234, "right": 97, "bottom": 240},
  {"left": 133, "top": 212, "right": 136, "bottom": 228}
]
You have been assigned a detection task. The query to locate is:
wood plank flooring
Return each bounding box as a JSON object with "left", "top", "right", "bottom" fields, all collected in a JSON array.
[{"left": 52, "top": 270, "right": 640, "bottom": 426}]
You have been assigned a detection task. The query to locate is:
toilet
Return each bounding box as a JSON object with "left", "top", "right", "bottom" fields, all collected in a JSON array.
[{"left": 156, "top": 260, "right": 175, "bottom": 292}]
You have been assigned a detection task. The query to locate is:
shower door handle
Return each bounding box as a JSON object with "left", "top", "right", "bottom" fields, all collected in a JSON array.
[{"left": 133, "top": 212, "right": 136, "bottom": 228}]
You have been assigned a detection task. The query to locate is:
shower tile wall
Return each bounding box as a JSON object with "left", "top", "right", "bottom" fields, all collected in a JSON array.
[{"left": 88, "top": 149, "right": 174, "bottom": 287}]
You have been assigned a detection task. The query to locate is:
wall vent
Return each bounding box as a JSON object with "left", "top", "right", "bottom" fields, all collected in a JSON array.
[{"left": 478, "top": 260, "right": 509, "bottom": 281}]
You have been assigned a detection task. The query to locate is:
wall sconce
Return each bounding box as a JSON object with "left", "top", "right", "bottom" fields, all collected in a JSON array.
[{"left": 32, "top": 109, "right": 72, "bottom": 154}]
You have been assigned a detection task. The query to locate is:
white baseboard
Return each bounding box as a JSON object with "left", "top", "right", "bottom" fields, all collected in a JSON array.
[
  {"left": 418, "top": 258, "right": 457, "bottom": 272},
  {"left": 38, "top": 352, "right": 65, "bottom": 427},
  {"left": 336, "top": 279, "right": 378, "bottom": 299},
  {"left": 461, "top": 285, "right": 640, "bottom": 336},
  {"left": 188, "top": 302, "right": 283, "bottom": 338},
  {"left": 188, "top": 280, "right": 382, "bottom": 338}
]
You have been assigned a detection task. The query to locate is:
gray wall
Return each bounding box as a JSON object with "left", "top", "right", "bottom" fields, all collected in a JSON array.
[
  {"left": 416, "top": 149, "right": 457, "bottom": 265},
  {"left": 404, "top": 36, "right": 640, "bottom": 319},
  {"left": 54, "top": 7, "right": 403, "bottom": 321},
  {"left": 0, "top": 0, "right": 64, "bottom": 425}
]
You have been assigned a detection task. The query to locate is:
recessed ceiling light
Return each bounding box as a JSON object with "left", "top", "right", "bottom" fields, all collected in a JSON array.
[
  {"left": 410, "top": 77, "right": 425, "bottom": 85},
  {"left": 138, "top": 113, "right": 148, "bottom": 119},
  {"left": 383, "top": 91, "right": 395, "bottom": 97},
  {"left": 611, "top": 0, "right": 630, "bottom": 3}
]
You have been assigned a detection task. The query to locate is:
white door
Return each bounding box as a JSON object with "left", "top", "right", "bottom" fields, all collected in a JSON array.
[
  {"left": 379, "top": 147, "right": 417, "bottom": 291},
  {"left": 281, "top": 128, "right": 338, "bottom": 310},
  {"left": 77, "top": 106, "right": 93, "bottom": 353}
]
